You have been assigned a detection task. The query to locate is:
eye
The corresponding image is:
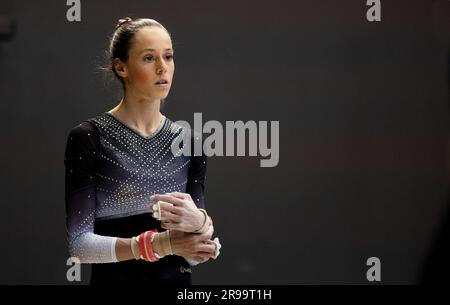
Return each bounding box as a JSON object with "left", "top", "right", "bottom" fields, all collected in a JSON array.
[
  {"left": 143, "top": 55, "right": 154, "bottom": 62},
  {"left": 165, "top": 54, "right": 174, "bottom": 61}
]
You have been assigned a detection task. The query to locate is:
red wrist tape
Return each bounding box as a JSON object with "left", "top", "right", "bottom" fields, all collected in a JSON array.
[
  {"left": 138, "top": 229, "right": 159, "bottom": 262},
  {"left": 145, "top": 229, "right": 159, "bottom": 262},
  {"left": 138, "top": 232, "right": 148, "bottom": 261}
]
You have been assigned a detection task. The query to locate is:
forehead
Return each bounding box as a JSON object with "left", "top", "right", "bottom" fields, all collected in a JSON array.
[{"left": 131, "top": 27, "right": 172, "bottom": 52}]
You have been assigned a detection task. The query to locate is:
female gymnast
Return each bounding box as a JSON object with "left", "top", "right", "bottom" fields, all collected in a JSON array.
[{"left": 64, "top": 17, "right": 221, "bottom": 284}]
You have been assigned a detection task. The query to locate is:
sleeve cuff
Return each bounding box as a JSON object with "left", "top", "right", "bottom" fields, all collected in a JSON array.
[{"left": 111, "top": 237, "right": 118, "bottom": 262}]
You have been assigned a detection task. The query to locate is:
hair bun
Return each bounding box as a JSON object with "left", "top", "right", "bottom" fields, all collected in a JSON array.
[{"left": 115, "top": 17, "right": 132, "bottom": 30}]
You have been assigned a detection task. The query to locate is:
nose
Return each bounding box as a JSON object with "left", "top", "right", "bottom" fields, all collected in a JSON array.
[{"left": 156, "top": 57, "right": 167, "bottom": 75}]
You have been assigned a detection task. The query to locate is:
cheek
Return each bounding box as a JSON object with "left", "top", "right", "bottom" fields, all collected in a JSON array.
[
  {"left": 169, "top": 62, "right": 175, "bottom": 75},
  {"left": 126, "top": 60, "right": 153, "bottom": 84},
  {"left": 133, "top": 65, "right": 153, "bottom": 83}
]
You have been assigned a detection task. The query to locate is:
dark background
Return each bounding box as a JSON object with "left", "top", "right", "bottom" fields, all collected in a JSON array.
[{"left": 0, "top": 0, "right": 448, "bottom": 284}]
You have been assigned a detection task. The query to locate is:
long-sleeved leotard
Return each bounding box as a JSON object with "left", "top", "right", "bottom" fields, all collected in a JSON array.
[{"left": 64, "top": 112, "right": 206, "bottom": 283}]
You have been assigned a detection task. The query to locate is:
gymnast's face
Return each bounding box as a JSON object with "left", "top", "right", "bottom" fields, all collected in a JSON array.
[{"left": 115, "top": 26, "right": 174, "bottom": 101}]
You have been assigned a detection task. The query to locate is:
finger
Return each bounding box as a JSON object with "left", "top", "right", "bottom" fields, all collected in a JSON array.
[
  {"left": 195, "top": 253, "right": 211, "bottom": 262},
  {"left": 150, "top": 194, "right": 185, "bottom": 207},
  {"left": 196, "top": 244, "right": 216, "bottom": 254},
  {"left": 148, "top": 201, "right": 162, "bottom": 218},
  {"left": 160, "top": 203, "right": 182, "bottom": 216},
  {"left": 196, "top": 253, "right": 213, "bottom": 263},
  {"left": 159, "top": 200, "right": 174, "bottom": 209},
  {"left": 164, "top": 222, "right": 181, "bottom": 231},
  {"left": 150, "top": 200, "right": 177, "bottom": 219},
  {"left": 198, "top": 233, "right": 212, "bottom": 242},
  {"left": 199, "top": 256, "right": 210, "bottom": 263},
  {"left": 207, "top": 239, "right": 220, "bottom": 255},
  {"left": 212, "top": 250, "right": 220, "bottom": 259},
  {"left": 167, "top": 192, "right": 191, "bottom": 200},
  {"left": 161, "top": 220, "right": 175, "bottom": 230},
  {"left": 152, "top": 211, "right": 160, "bottom": 220},
  {"left": 194, "top": 256, "right": 205, "bottom": 262},
  {"left": 160, "top": 209, "right": 181, "bottom": 222}
]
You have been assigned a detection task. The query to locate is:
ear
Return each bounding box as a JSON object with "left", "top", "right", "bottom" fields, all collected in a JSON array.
[{"left": 113, "top": 58, "right": 128, "bottom": 78}]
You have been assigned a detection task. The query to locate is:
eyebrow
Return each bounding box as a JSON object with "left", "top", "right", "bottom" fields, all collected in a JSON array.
[{"left": 140, "top": 48, "right": 173, "bottom": 53}]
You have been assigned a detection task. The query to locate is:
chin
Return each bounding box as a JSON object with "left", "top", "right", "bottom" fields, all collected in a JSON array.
[
  {"left": 145, "top": 93, "right": 170, "bottom": 101},
  {"left": 160, "top": 92, "right": 170, "bottom": 99}
]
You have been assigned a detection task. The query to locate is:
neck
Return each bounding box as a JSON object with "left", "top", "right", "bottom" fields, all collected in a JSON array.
[{"left": 109, "top": 91, "right": 164, "bottom": 136}]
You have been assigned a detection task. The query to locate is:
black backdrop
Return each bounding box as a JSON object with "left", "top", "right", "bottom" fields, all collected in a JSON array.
[{"left": 0, "top": 0, "right": 449, "bottom": 284}]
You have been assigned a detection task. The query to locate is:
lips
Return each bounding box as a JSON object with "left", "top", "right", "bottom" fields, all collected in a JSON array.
[{"left": 155, "top": 79, "right": 169, "bottom": 84}]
